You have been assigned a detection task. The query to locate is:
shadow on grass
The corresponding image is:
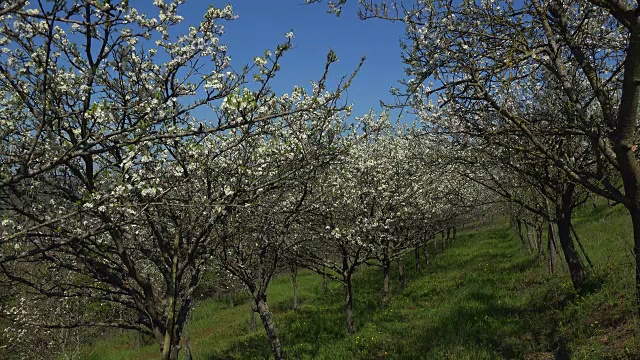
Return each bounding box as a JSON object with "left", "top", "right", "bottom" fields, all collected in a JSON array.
[
  {"left": 202, "top": 225, "right": 594, "bottom": 360},
  {"left": 204, "top": 300, "right": 350, "bottom": 359},
  {"left": 204, "top": 334, "right": 271, "bottom": 360},
  {"left": 381, "top": 274, "right": 577, "bottom": 359}
]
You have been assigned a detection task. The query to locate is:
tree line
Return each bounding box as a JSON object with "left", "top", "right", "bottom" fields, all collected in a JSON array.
[
  {"left": 0, "top": 2, "right": 478, "bottom": 359},
  {"left": 314, "top": 0, "right": 640, "bottom": 317},
  {"left": 3, "top": 0, "right": 640, "bottom": 358}
]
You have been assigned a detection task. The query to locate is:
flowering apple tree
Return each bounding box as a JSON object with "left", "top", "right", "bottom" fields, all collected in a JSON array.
[{"left": 0, "top": 1, "right": 361, "bottom": 359}]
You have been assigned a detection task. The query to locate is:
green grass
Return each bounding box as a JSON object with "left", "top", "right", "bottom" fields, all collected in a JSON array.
[{"left": 79, "top": 204, "right": 640, "bottom": 359}]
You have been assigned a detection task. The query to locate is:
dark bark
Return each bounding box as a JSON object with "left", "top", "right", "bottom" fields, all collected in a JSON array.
[
  {"left": 523, "top": 222, "right": 531, "bottom": 251},
  {"left": 382, "top": 258, "right": 391, "bottom": 304},
  {"left": 536, "top": 223, "right": 545, "bottom": 261},
  {"left": 397, "top": 258, "right": 406, "bottom": 288},
  {"left": 556, "top": 184, "right": 586, "bottom": 290},
  {"left": 338, "top": 249, "right": 357, "bottom": 334},
  {"left": 610, "top": 24, "right": 640, "bottom": 318},
  {"left": 630, "top": 207, "right": 640, "bottom": 318},
  {"left": 256, "top": 297, "right": 285, "bottom": 360},
  {"left": 344, "top": 272, "right": 356, "bottom": 334},
  {"left": 433, "top": 236, "right": 439, "bottom": 254},
  {"left": 161, "top": 233, "right": 181, "bottom": 360},
  {"left": 516, "top": 219, "right": 528, "bottom": 250},
  {"left": 446, "top": 228, "right": 451, "bottom": 247},
  {"left": 524, "top": 222, "right": 536, "bottom": 251},
  {"left": 414, "top": 245, "right": 421, "bottom": 273},
  {"left": 547, "top": 222, "right": 558, "bottom": 274}
]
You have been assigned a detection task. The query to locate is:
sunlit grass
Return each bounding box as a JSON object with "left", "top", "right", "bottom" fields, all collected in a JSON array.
[{"left": 78, "top": 203, "right": 640, "bottom": 359}]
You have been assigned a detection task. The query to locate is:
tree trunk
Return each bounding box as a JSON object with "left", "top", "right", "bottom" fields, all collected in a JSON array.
[
  {"left": 424, "top": 242, "right": 430, "bottom": 267},
  {"left": 629, "top": 207, "right": 640, "bottom": 317},
  {"left": 162, "top": 233, "right": 181, "bottom": 360},
  {"left": 536, "top": 223, "right": 545, "bottom": 261},
  {"left": 248, "top": 303, "right": 257, "bottom": 332},
  {"left": 397, "top": 258, "right": 406, "bottom": 288},
  {"left": 611, "top": 26, "right": 640, "bottom": 316},
  {"left": 161, "top": 334, "right": 180, "bottom": 360},
  {"left": 256, "top": 297, "right": 285, "bottom": 360},
  {"left": 344, "top": 272, "right": 356, "bottom": 334},
  {"left": 516, "top": 219, "right": 528, "bottom": 250},
  {"left": 184, "top": 325, "right": 192, "bottom": 360},
  {"left": 556, "top": 184, "right": 586, "bottom": 290},
  {"left": 524, "top": 222, "right": 536, "bottom": 251},
  {"left": 290, "top": 265, "right": 299, "bottom": 310},
  {"left": 382, "top": 258, "right": 391, "bottom": 304},
  {"left": 414, "top": 245, "right": 421, "bottom": 273},
  {"left": 548, "top": 222, "right": 558, "bottom": 274},
  {"left": 433, "top": 236, "right": 439, "bottom": 254}
]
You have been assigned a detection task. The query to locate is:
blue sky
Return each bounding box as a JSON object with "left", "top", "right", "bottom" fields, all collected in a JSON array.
[{"left": 135, "top": 1, "right": 408, "bottom": 119}]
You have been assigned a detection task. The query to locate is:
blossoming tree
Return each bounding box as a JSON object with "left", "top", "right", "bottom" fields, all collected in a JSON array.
[{"left": 0, "top": 1, "right": 360, "bottom": 359}]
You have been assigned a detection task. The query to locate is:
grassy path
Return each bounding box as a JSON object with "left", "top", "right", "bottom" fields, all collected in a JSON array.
[{"left": 82, "top": 210, "right": 640, "bottom": 359}]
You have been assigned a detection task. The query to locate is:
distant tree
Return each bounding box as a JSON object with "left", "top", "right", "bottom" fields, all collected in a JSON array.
[
  {"left": 214, "top": 92, "right": 354, "bottom": 360},
  {"left": 297, "top": 114, "right": 478, "bottom": 332},
  {"left": 354, "top": 126, "right": 456, "bottom": 303},
  {"left": 312, "top": 0, "right": 640, "bottom": 302}
]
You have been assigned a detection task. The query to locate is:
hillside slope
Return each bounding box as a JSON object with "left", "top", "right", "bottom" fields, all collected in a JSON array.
[{"left": 82, "top": 206, "right": 639, "bottom": 359}]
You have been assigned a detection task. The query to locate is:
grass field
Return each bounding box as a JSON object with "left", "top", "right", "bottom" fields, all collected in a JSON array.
[{"left": 78, "top": 204, "right": 640, "bottom": 359}]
